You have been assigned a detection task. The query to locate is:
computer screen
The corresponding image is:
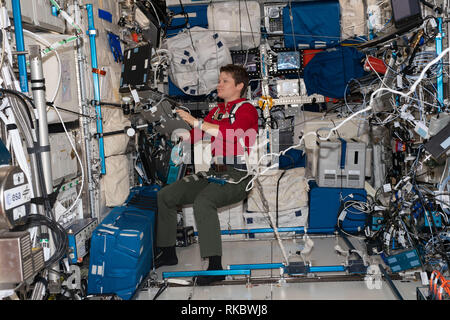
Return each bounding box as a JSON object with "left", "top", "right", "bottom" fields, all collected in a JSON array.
[
  {"left": 391, "top": 0, "right": 421, "bottom": 28},
  {"left": 277, "top": 51, "right": 301, "bottom": 71},
  {"left": 120, "top": 44, "right": 152, "bottom": 92}
]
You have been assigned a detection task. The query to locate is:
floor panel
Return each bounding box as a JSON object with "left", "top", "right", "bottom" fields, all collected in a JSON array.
[{"left": 137, "top": 235, "right": 422, "bottom": 300}]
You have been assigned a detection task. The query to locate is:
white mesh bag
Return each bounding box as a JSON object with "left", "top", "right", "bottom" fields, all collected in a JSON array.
[{"left": 163, "top": 26, "right": 232, "bottom": 95}]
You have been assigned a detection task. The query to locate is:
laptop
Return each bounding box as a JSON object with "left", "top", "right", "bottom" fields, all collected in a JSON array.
[{"left": 358, "top": 0, "right": 423, "bottom": 49}]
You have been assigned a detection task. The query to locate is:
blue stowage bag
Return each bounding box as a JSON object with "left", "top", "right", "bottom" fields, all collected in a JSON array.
[
  {"left": 303, "top": 46, "right": 367, "bottom": 98},
  {"left": 87, "top": 186, "right": 159, "bottom": 300},
  {"left": 165, "top": 4, "right": 209, "bottom": 38},
  {"left": 87, "top": 206, "right": 157, "bottom": 300},
  {"left": 279, "top": 149, "right": 307, "bottom": 170},
  {"left": 282, "top": 1, "right": 341, "bottom": 49}
]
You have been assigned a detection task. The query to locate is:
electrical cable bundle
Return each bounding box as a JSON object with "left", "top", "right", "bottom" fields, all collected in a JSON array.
[
  {"left": 424, "top": 230, "right": 450, "bottom": 270},
  {"left": 0, "top": 79, "right": 79, "bottom": 275},
  {"left": 408, "top": 146, "right": 450, "bottom": 269},
  {"left": 336, "top": 193, "right": 373, "bottom": 238},
  {"left": 429, "top": 270, "right": 450, "bottom": 300},
  {"left": 12, "top": 214, "right": 68, "bottom": 268}
]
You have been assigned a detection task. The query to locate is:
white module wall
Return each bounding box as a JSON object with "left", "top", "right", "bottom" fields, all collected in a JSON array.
[
  {"left": 5, "top": 0, "right": 65, "bottom": 33},
  {"left": 33, "top": 0, "right": 66, "bottom": 33},
  {"left": 5, "top": 0, "right": 34, "bottom": 25},
  {"left": 49, "top": 132, "right": 78, "bottom": 186},
  {"left": 23, "top": 32, "right": 79, "bottom": 124}
]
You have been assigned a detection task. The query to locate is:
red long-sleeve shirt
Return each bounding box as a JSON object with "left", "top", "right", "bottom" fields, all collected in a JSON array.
[{"left": 190, "top": 98, "right": 258, "bottom": 157}]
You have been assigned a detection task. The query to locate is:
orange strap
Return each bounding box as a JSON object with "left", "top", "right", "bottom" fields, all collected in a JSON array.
[{"left": 92, "top": 68, "right": 106, "bottom": 76}]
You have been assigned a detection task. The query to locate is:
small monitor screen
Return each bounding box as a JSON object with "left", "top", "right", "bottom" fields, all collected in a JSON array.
[
  {"left": 391, "top": 0, "right": 421, "bottom": 24},
  {"left": 277, "top": 51, "right": 301, "bottom": 71}
]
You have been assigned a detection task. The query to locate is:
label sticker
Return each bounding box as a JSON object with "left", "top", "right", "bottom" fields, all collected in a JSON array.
[
  {"left": 13, "top": 205, "right": 26, "bottom": 220},
  {"left": 130, "top": 89, "right": 140, "bottom": 103},
  {"left": 4, "top": 184, "right": 31, "bottom": 210},
  {"left": 13, "top": 172, "right": 24, "bottom": 185},
  {"left": 440, "top": 136, "right": 450, "bottom": 149}
]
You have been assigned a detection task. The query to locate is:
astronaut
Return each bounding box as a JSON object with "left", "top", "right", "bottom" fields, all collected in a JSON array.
[{"left": 154, "top": 64, "right": 258, "bottom": 285}]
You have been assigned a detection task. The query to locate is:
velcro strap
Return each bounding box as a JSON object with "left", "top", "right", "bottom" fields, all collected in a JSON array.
[
  {"left": 31, "top": 79, "right": 45, "bottom": 83},
  {"left": 92, "top": 68, "right": 106, "bottom": 76},
  {"left": 27, "top": 144, "right": 50, "bottom": 155},
  {"left": 6, "top": 123, "right": 17, "bottom": 131},
  {"left": 31, "top": 85, "right": 46, "bottom": 91}
]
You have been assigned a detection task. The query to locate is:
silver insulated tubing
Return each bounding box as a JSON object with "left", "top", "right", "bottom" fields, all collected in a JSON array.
[{"left": 29, "top": 45, "right": 53, "bottom": 196}]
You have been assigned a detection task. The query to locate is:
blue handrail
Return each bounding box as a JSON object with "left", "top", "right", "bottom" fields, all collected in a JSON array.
[
  {"left": 12, "top": 0, "right": 28, "bottom": 92},
  {"left": 86, "top": 4, "right": 106, "bottom": 174}
]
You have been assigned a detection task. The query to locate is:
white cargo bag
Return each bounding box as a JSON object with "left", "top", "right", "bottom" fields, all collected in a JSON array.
[
  {"left": 163, "top": 26, "right": 232, "bottom": 95},
  {"left": 102, "top": 154, "right": 130, "bottom": 207},
  {"left": 207, "top": 1, "right": 261, "bottom": 50},
  {"left": 247, "top": 167, "right": 309, "bottom": 213}
]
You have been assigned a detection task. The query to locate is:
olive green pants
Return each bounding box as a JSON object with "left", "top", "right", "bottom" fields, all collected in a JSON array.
[{"left": 156, "top": 166, "right": 250, "bottom": 258}]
